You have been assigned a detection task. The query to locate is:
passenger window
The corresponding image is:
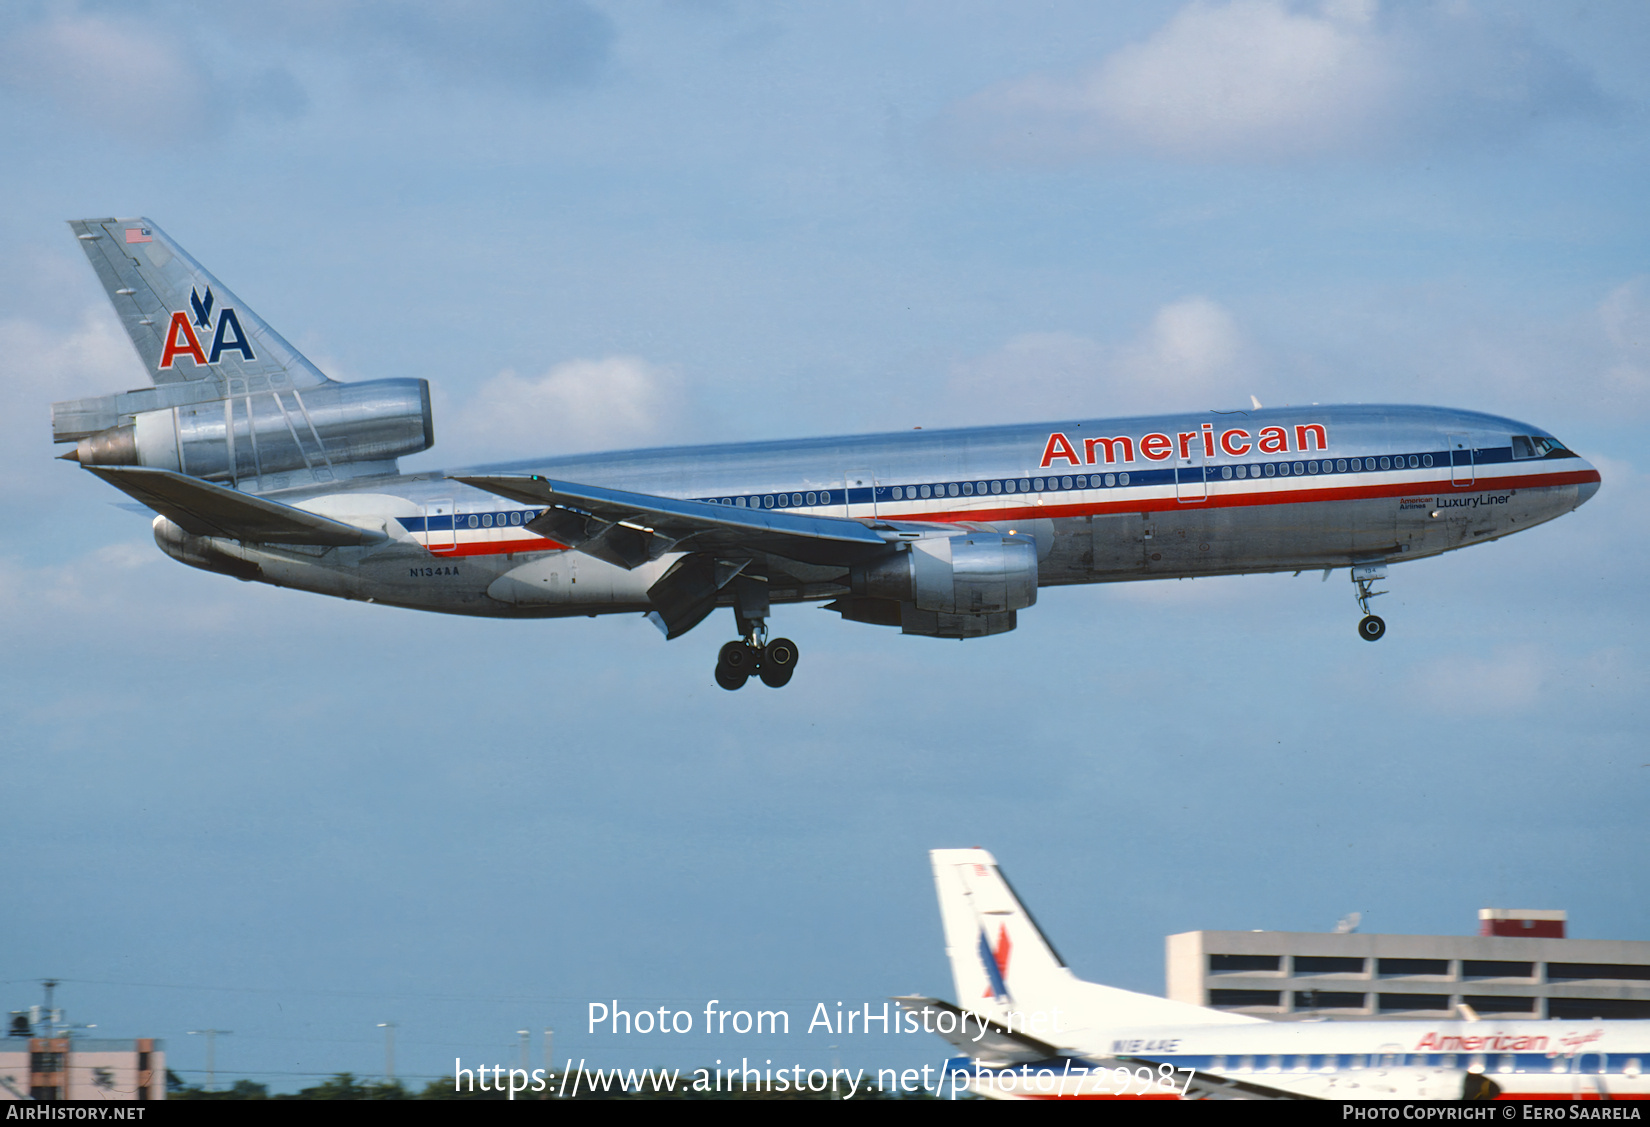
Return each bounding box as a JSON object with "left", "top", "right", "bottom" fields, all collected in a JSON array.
[
  {"left": 1003, "top": 479, "right": 1016, "bottom": 493},
  {"left": 1074, "top": 476, "right": 1086, "bottom": 488},
  {"left": 764, "top": 495, "right": 774, "bottom": 507},
  {"left": 736, "top": 497, "right": 747, "bottom": 507},
  {"left": 976, "top": 481, "right": 987, "bottom": 493},
  {"left": 1308, "top": 461, "right": 1319, "bottom": 473},
  {"left": 1019, "top": 479, "right": 1031, "bottom": 491},
  {"left": 1409, "top": 455, "right": 1420, "bottom": 468},
  {"left": 1422, "top": 454, "right": 1433, "bottom": 467},
  {"left": 1293, "top": 462, "right": 1305, "bottom": 474},
  {"left": 807, "top": 491, "right": 818, "bottom": 505},
  {"left": 1062, "top": 476, "right": 1073, "bottom": 489},
  {"left": 1336, "top": 459, "right": 1346, "bottom": 472},
  {"left": 1379, "top": 457, "right": 1390, "bottom": 469},
  {"left": 962, "top": 482, "right": 973, "bottom": 495},
  {"left": 1221, "top": 466, "right": 1232, "bottom": 479},
  {"left": 920, "top": 485, "right": 931, "bottom": 498},
  {"left": 1118, "top": 472, "right": 1129, "bottom": 485},
  {"left": 819, "top": 491, "right": 831, "bottom": 504},
  {"left": 511, "top": 512, "right": 522, "bottom": 525},
  {"left": 948, "top": 483, "right": 960, "bottom": 497},
  {"left": 1033, "top": 478, "right": 1045, "bottom": 490}
]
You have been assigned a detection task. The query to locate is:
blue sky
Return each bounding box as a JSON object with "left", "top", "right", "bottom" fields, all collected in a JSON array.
[{"left": 1, "top": 0, "right": 1646, "bottom": 1093}]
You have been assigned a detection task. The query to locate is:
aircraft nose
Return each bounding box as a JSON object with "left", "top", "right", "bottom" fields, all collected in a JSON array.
[{"left": 1577, "top": 472, "right": 1601, "bottom": 507}]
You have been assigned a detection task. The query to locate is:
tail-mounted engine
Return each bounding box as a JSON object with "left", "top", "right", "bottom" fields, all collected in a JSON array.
[
  {"left": 54, "top": 378, "right": 433, "bottom": 487},
  {"left": 845, "top": 531, "right": 1038, "bottom": 638}
]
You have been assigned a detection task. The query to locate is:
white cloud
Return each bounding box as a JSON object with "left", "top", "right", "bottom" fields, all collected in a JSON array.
[
  {"left": 941, "top": 0, "right": 1606, "bottom": 164},
  {"left": 0, "top": 12, "right": 219, "bottom": 137},
  {"left": 0, "top": 310, "right": 142, "bottom": 490},
  {"left": 448, "top": 355, "right": 686, "bottom": 459},
  {"left": 947, "top": 296, "right": 1253, "bottom": 421}
]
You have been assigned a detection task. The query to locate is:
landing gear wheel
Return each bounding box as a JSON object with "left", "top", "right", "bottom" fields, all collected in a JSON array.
[
  {"left": 1358, "top": 615, "right": 1386, "bottom": 642},
  {"left": 758, "top": 638, "right": 799, "bottom": 688},
  {"left": 719, "top": 640, "right": 758, "bottom": 675},
  {"left": 715, "top": 640, "right": 758, "bottom": 690}
]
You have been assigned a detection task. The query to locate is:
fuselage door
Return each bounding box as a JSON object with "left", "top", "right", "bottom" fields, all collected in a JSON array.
[
  {"left": 1177, "top": 434, "right": 1207, "bottom": 503},
  {"left": 424, "top": 498, "right": 457, "bottom": 554},
  {"left": 1447, "top": 434, "right": 1474, "bottom": 488},
  {"left": 845, "top": 468, "right": 878, "bottom": 520}
]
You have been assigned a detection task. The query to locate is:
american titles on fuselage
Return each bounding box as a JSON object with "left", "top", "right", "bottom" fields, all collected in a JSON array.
[{"left": 1040, "top": 421, "right": 1329, "bottom": 467}]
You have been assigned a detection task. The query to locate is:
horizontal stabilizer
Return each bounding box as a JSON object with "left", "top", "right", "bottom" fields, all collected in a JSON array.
[
  {"left": 84, "top": 466, "right": 386, "bottom": 546},
  {"left": 892, "top": 997, "right": 1060, "bottom": 1064},
  {"left": 455, "top": 474, "right": 894, "bottom": 569}
]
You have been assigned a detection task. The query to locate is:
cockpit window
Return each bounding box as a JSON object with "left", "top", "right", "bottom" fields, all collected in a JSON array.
[{"left": 1511, "top": 435, "right": 1578, "bottom": 460}]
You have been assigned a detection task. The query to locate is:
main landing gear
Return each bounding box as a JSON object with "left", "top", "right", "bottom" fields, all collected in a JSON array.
[
  {"left": 1351, "top": 564, "right": 1388, "bottom": 642},
  {"left": 715, "top": 613, "right": 800, "bottom": 690}
]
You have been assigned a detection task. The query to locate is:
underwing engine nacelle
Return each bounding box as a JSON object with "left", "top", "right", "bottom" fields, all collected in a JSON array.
[{"left": 848, "top": 531, "right": 1037, "bottom": 638}]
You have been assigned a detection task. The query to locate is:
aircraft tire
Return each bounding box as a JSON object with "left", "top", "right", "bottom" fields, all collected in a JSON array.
[
  {"left": 758, "top": 638, "right": 799, "bottom": 688},
  {"left": 1358, "top": 615, "right": 1386, "bottom": 642},
  {"left": 714, "top": 664, "right": 749, "bottom": 691},
  {"left": 719, "top": 640, "right": 759, "bottom": 675}
]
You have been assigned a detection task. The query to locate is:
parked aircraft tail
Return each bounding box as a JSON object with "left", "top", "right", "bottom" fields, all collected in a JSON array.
[
  {"left": 56, "top": 218, "right": 433, "bottom": 489},
  {"left": 929, "top": 848, "right": 1260, "bottom": 1039}
]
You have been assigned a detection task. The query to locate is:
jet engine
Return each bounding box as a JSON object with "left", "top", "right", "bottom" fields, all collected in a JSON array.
[
  {"left": 847, "top": 531, "right": 1037, "bottom": 638},
  {"left": 58, "top": 378, "right": 433, "bottom": 485}
]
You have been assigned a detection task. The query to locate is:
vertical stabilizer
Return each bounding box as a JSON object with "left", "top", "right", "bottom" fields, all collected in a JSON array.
[
  {"left": 929, "top": 848, "right": 1263, "bottom": 1036},
  {"left": 68, "top": 218, "right": 330, "bottom": 392},
  {"left": 932, "top": 848, "right": 1075, "bottom": 1025}
]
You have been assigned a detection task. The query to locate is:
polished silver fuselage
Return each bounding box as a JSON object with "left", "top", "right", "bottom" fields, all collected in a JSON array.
[{"left": 165, "top": 403, "right": 1600, "bottom": 624}]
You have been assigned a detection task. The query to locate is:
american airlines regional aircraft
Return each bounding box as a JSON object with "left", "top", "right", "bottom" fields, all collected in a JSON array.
[
  {"left": 56, "top": 219, "right": 1601, "bottom": 689},
  {"left": 901, "top": 848, "right": 1650, "bottom": 1101}
]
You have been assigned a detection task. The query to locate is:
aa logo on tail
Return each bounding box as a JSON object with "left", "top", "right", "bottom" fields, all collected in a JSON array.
[
  {"left": 160, "top": 287, "right": 256, "bottom": 369},
  {"left": 978, "top": 923, "right": 1012, "bottom": 1002}
]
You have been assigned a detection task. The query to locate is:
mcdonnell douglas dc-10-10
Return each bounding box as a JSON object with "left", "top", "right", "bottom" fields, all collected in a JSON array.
[{"left": 55, "top": 219, "right": 1601, "bottom": 689}]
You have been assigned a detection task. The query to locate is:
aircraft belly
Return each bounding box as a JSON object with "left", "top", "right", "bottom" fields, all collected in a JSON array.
[
  {"left": 485, "top": 551, "right": 661, "bottom": 611},
  {"left": 1085, "top": 496, "right": 1403, "bottom": 581}
]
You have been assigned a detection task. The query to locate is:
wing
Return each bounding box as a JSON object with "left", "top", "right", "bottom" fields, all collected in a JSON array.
[
  {"left": 85, "top": 465, "right": 387, "bottom": 546},
  {"left": 454, "top": 473, "right": 901, "bottom": 570}
]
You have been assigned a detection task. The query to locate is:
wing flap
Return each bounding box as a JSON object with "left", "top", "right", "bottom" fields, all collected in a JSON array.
[
  {"left": 84, "top": 465, "right": 387, "bottom": 546},
  {"left": 455, "top": 474, "right": 895, "bottom": 568}
]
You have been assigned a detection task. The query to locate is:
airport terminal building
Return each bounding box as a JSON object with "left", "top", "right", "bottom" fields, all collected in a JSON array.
[{"left": 1167, "top": 910, "right": 1650, "bottom": 1022}]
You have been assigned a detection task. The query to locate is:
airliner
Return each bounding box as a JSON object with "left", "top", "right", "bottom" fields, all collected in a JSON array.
[
  {"left": 55, "top": 218, "right": 1601, "bottom": 689},
  {"left": 901, "top": 848, "right": 1650, "bottom": 1100}
]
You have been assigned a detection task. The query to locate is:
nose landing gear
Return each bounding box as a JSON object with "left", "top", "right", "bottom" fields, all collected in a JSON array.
[
  {"left": 714, "top": 613, "right": 801, "bottom": 690},
  {"left": 1352, "top": 564, "right": 1388, "bottom": 642}
]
